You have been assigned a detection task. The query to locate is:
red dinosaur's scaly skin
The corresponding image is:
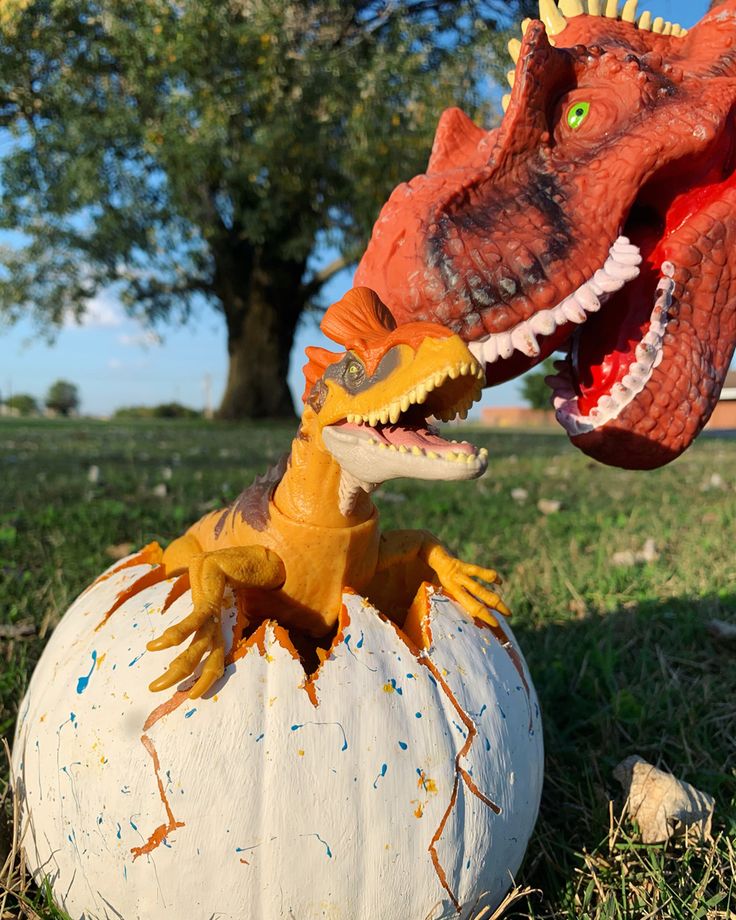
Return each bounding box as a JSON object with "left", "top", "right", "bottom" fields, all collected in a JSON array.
[{"left": 356, "top": 1, "right": 736, "bottom": 469}]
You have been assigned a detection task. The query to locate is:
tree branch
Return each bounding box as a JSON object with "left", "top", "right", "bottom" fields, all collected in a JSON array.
[{"left": 300, "top": 254, "right": 355, "bottom": 301}]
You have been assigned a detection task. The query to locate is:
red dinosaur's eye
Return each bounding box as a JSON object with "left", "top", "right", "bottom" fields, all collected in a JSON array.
[{"left": 566, "top": 101, "right": 591, "bottom": 130}]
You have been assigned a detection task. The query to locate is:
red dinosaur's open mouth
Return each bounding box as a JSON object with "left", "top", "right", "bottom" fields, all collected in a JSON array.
[
  {"left": 466, "top": 131, "right": 736, "bottom": 441},
  {"left": 546, "top": 146, "right": 736, "bottom": 437}
]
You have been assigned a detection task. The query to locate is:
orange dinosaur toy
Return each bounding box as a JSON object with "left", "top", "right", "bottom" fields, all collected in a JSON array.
[{"left": 105, "top": 288, "right": 506, "bottom": 699}]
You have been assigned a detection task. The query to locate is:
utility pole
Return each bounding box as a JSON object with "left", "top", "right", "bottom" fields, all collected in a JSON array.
[{"left": 203, "top": 373, "right": 213, "bottom": 419}]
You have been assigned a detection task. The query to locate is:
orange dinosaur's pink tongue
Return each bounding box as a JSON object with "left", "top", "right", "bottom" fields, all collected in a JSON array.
[{"left": 332, "top": 419, "right": 476, "bottom": 456}]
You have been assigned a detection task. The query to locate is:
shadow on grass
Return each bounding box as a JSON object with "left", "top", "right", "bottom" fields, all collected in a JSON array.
[{"left": 508, "top": 591, "right": 736, "bottom": 917}]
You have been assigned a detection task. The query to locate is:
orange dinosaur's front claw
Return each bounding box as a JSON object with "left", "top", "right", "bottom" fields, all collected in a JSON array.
[
  {"left": 423, "top": 543, "right": 510, "bottom": 628},
  {"left": 147, "top": 545, "right": 286, "bottom": 696}
]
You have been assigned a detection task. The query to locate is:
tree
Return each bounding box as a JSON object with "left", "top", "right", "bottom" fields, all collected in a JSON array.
[
  {"left": 0, "top": 0, "right": 536, "bottom": 418},
  {"left": 520, "top": 358, "right": 556, "bottom": 411},
  {"left": 45, "top": 379, "right": 80, "bottom": 416},
  {"left": 4, "top": 393, "right": 38, "bottom": 415}
]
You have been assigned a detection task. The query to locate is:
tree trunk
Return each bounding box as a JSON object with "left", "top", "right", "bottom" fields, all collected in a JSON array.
[{"left": 215, "top": 246, "right": 307, "bottom": 420}]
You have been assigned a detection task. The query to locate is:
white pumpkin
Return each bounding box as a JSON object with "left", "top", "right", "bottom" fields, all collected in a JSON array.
[{"left": 13, "top": 555, "right": 543, "bottom": 920}]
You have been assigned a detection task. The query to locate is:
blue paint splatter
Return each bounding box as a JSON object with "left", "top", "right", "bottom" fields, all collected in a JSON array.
[
  {"left": 415, "top": 711, "right": 422, "bottom": 719},
  {"left": 343, "top": 633, "right": 377, "bottom": 671},
  {"left": 452, "top": 720, "right": 467, "bottom": 737},
  {"left": 427, "top": 673, "right": 437, "bottom": 687},
  {"left": 498, "top": 705, "right": 506, "bottom": 719},
  {"left": 406, "top": 673, "right": 415, "bottom": 679},
  {"left": 385, "top": 678, "right": 403, "bottom": 695},
  {"left": 356, "top": 632, "right": 364, "bottom": 649},
  {"left": 184, "top": 708, "right": 197, "bottom": 719},
  {"left": 116, "top": 823, "right": 122, "bottom": 840},
  {"left": 373, "top": 763, "right": 388, "bottom": 789},
  {"left": 255, "top": 733, "right": 264, "bottom": 742},
  {"left": 130, "top": 819, "right": 138, "bottom": 831},
  {"left": 97, "top": 815, "right": 103, "bottom": 825},
  {"left": 398, "top": 741, "right": 408, "bottom": 751},
  {"left": 128, "top": 651, "right": 146, "bottom": 667},
  {"left": 485, "top": 738, "right": 491, "bottom": 751},
  {"left": 308, "top": 833, "right": 332, "bottom": 858},
  {"left": 475, "top": 704, "right": 487, "bottom": 719},
  {"left": 291, "top": 721, "right": 348, "bottom": 751},
  {"left": 76, "top": 652, "right": 97, "bottom": 694}
]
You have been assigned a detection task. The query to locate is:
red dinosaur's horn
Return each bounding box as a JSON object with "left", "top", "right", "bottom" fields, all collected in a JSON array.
[
  {"left": 676, "top": 0, "right": 736, "bottom": 76},
  {"left": 426, "top": 108, "right": 488, "bottom": 175}
]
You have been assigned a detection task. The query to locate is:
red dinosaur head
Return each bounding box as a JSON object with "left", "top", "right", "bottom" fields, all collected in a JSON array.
[{"left": 356, "top": 1, "right": 736, "bottom": 469}]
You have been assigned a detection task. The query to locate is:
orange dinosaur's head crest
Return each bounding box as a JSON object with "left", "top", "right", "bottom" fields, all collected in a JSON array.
[{"left": 302, "top": 287, "right": 453, "bottom": 403}]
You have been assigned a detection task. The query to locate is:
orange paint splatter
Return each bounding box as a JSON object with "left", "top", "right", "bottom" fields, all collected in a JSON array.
[
  {"left": 131, "top": 734, "right": 185, "bottom": 860},
  {"left": 413, "top": 803, "right": 424, "bottom": 819},
  {"left": 417, "top": 771, "right": 438, "bottom": 794}
]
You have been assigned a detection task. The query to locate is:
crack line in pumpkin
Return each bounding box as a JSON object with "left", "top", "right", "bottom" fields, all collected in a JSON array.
[
  {"left": 475, "top": 617, "right": 534, "bottom": 733},
  {"left": 131, "top": 734, "right": 185, "bottom": 860},
  {"left": 384, "top": 587, "right": 502, "bottom": 912}
]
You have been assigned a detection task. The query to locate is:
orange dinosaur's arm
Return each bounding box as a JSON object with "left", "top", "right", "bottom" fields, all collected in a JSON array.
[{"left": 372, "top": 530, "right": 509, "bottom": 628}]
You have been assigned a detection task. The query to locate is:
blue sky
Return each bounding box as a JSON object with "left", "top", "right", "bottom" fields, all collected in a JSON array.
[{"left": 0, "top": 0, "right": 713, "bottom": 416}]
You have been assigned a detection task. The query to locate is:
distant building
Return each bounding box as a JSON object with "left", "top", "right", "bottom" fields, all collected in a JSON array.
[
  {"left": 708, "top": 370, "right": 736, "bottom": 430},
  {"left": 480, "top": 407, "right": 556, "bottom": 429}
]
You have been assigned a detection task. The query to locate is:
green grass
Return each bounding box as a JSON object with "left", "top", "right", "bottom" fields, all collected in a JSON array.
[{"left": 0, "top": 417, "right": 734, "bottom": 919}]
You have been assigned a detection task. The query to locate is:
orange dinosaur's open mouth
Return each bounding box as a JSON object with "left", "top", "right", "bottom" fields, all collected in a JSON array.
[{"left": 322, "top": 363, "right": 487, "bottom": 482}]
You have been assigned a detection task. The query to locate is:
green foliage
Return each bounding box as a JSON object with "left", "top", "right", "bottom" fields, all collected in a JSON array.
[
  {"left": 0, "top": 418, "right": 734, "bottom": 917},
  {"left": 113, "top": 402, "right": 201, "bottom": 419},
  {"left": 44, "top": 379, "right": 79, "bottom": 416},
  {"left": 0, "top": 0, "right": 524, "bottom": 326},
  {"left": 521, "top": 358, "right": 556, "bottom": 410},
  {"left": 3, "top": 393, "right": 38, "bottom": 416}
]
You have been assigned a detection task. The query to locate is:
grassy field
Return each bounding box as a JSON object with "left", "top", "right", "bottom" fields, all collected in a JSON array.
[{"left": 0, "top": 416, "right": 734, "bottom": 919}]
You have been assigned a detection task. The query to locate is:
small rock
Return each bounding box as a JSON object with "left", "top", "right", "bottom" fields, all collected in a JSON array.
[
  {"left": 707, "top": 619, "right": 736, "bottom": 643},
  {"left": 701, "top": 472, "right": 726, "bottom": 492},
  {"left": 613, "top": 755, "right": 715, "bottom": 844},
  {"left": 612, "top": 550, "right": 637, "bottom": 567},
  {"left": 537, "top": 499, "right": 561, "bottom": 515},
  {"left": 87, "top": 465, "right": 100, "bottom": 484},
  {"left": 105, "top": 542, "right": 134, "bottom": 560},
  {"left": 511, "top": 488, "right": 528, "bottom": 504},
  {"left": 612, "top": 539, "right": 659, "bottom": 567},
  {"left": 638, "top": 538, "right": 659, "bottom": 564},
  {"left": 161, "top": 466, "right": 173, "bottom": 481},
  {"left": 152, "top": 483, "right": 168, "bottom": 498}
]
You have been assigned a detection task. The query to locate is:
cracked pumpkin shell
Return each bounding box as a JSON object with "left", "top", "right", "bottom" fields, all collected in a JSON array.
[{"left": 12, "top": 555, "right": 543, "bottom": 919}]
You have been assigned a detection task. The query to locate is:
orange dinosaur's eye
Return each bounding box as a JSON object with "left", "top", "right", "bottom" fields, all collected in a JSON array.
[{"left": 566, "top": 101, "right": 590, "bottom": 130}]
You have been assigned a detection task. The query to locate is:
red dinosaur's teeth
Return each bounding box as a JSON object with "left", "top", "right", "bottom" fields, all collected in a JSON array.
[
  {"left": 468, "top": 237, "right": 642, "bottom": 381},
  {"left": 549, "top": 267, "right": 675, "bottom": 436}
]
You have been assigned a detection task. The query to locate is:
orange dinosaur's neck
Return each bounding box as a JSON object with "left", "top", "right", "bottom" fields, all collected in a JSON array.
[{"left": 272, "top": 408, "right": 375, "bottom": 529}]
